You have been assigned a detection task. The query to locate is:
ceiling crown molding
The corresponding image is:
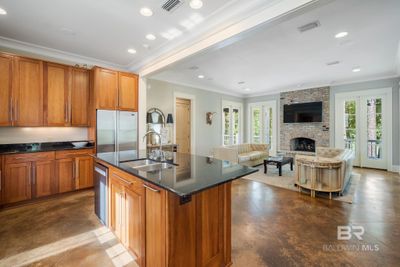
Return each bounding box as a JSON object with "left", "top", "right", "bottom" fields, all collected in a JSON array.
[{"left": 0, "top": 36, "right": 128, "bottom": 70}]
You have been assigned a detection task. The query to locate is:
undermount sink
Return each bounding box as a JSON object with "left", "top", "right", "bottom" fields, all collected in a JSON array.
[{"left": 123, "top": 159, "right": 174, "bottom": 172}]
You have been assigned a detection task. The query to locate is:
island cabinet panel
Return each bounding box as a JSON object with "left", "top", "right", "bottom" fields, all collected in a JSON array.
[
  {"left": 118, "top": 72, "right": 138, "bottom": 111},
  {"left": 13, "top": 57, "right": 44, "bottom": 126},
  {"left": 33, "top": 160, "right": 57, "bottom": 198},
  {"left": 70, "top": 68, "right": 90, "bottom": 126},
  {"left": 44, "top": 62, "right": 70, "bottom": 126},
  {"left": 0, "top": 53, "right": 13, "bottom": 126},
  {"left": 3, "top": 162, "right": 32, "bottom": 204},
  {"left": 94, "top": 67, "right": 118, "bottom": 110},
  {"left": 56, "top": 158, "right": 75, "bottom": 193},
  {"left": 109, "top": 168, "right": 145, "bottom": 267}
]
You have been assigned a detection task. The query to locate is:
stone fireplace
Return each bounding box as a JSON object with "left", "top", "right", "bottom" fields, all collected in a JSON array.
[
  {"left": 280, "top": 87, "right": 330, "bottom": 154},
  {"left": 290, "top": 137, "right": 316, "bottom": 152}
]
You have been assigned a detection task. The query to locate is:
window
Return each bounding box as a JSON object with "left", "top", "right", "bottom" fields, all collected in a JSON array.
[
  {"left": 222, "top": 101, "right": 243, "bottom": 146},
  {"left": 249, "top": 101, "right": 277, "bottom": 154}
]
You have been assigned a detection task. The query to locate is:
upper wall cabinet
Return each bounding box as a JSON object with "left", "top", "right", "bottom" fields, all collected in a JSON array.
[
  {"left": 94, "top": 67, "right": 119, "bottom": 110},
  {"left": 0, "top": 54, "right": 13, "bottom": 126},
  {"left": 94, "top": 67, "right": 138, "bottom": 111},
  {"left": 70, "top": 68, "right": 90, "bottom": 126},
  {"left": 13, "top": 57, "right": 44, "bottom": 126},
  {"left": 44, "top": 62, "right": 70, "bottom": 126}
]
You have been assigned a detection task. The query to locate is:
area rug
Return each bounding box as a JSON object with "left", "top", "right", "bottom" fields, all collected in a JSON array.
[{"left": 243, "top": 165, "right": 360, "bottom": 204}]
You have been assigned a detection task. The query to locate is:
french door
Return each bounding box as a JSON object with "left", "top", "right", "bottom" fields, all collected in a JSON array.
[
  {"left": 222, "top": 101, "right": 243, "bottom": 146},
  {"left": 335, "top": 89, "right": 391, "bottom": 169},
  {"left": 249, "top": 101, "right": 277, "bottom": 155}
]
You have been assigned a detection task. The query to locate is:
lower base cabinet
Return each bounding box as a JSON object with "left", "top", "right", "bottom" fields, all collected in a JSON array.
[
  {"left": 3, "top": 162, "right": 32, "bottom": 204},
  {"left": 34, "top": 160, "right": 57, "bottom": 198},
  {"left": 109, "top": 169, "right": 145, "bottom": 267},
  {"left": 0, "top": 149, "right": 94, "bottom": 206}
]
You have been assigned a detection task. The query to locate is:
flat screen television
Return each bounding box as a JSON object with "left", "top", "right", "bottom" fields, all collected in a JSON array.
[{"left": 284, "top": 102, "right": 322, "bottom": 123}]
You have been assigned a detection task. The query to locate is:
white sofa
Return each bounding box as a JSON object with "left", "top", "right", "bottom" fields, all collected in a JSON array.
[
  {"left": 213, "top": 144, "right": 269, "bottom": 166},
  {"left": 295, "top": 147, "right": 355, "bottom": 195}
]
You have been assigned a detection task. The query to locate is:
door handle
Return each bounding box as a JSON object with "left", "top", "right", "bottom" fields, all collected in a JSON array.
[
  {"left": 32, "top": 165, "right": 36, "bottom": 185},
  {"left": 143, "top": 184, "right": 160, "bottom": 193},
  {"left": 73, "top": 161, "right": 76, "bottom": 179},
  {"left": 112, "top": 174, "right": 133, "bottom": 185},
  {"left": 10, "top": 97, "right": 13, "bottom": 122},
  {"left": 65, "top": 102, "right": 68, "bottom": 123}
]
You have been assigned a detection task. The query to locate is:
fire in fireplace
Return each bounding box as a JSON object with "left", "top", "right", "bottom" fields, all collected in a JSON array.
[{"left": 290, "top": 137, "right": 315, "bottom": 152}]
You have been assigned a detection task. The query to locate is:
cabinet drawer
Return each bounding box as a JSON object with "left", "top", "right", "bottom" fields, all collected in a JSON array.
[
  {"left": 109, "top": 168, "right": 143, "bottom": 193},
  {"left": 5, "top": 152, "right": 55, "bottom": 164},
  {"left": 55, "top": 149, "right": 94, "bottom": 159}
]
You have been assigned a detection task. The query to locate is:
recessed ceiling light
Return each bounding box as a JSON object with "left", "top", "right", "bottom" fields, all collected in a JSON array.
[
  {"left": 335, "top": 32, "right": 348, "bottom": 38},
  {"left": 352, "top": 67, "right": 361, "bottom": 73},
  {"left": 127, "top": 49, "right": 137, "bottom": 54},
  {"left": 244, "top": 88, "right": 251, "bottom": 91},
  {"left": 198, "top": 75, "right": 205, "bottom": 79},
  {"left": 189, "top": 0, "right": 203, "bottom": 9},
  {"left": 0, "top": 7, "right": 7, "bottom": 15},
  {"left": 140, "top": 7, "right": 153, "bottom": 17},
  {"left": 145, "top": 34, "right": 156, "bottom": 41}
]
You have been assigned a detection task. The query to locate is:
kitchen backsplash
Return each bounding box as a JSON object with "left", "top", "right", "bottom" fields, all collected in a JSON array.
[{"left": 0, "top": 127, "right": 89, "bottom": 144}]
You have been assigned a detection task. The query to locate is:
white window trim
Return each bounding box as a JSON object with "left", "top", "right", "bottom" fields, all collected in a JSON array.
[
  {"left": 247, "top": 100, "right": 278, "bottom": 155},
  {"left": 173, "top": 92, "right": 196, "bottom": 155},
  {"left": 221, "top": 100, "right": 243, "bottom": 146}
]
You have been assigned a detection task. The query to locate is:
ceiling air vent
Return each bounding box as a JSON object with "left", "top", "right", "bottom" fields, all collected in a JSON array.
[
  {"left": 298, "top": 20, "right": 321, "bottom": 33},
  {"left": 162, "top": 0, "right": 184, "bottom": 12}
]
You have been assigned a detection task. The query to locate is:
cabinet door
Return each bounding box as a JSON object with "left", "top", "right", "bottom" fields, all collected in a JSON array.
[
  {"left": 0, "top": 54, "right": 13, "bottom": 126},
  {"left": 71, "top": 68, "right": 89, "bottom": 126},
  {"left": 13, "top": 57, "right": 44, "bottom": 126},
  {"left": 95, "top": 68, "right": 118, "bottom": 109},
  {"left": 125, "top": 186, "right": 145, "bottom": 266},
  {"left": 110, "top": 176, "right": 125, "bottom": 242},
  {"left": 44, "top": 63, "right": 70, "bottom": 126},
  {"left": 33, "top": 160, "right": 56, "bottom": 198},
  {"left": 56, "top": 158, "right": 75, "bottom": 193},
  {"left": 3, "top": 162, "right": 32, "bottom": 204},
  {"left": 76, "top": 156, "right": 94, "bottom": 189},
  {"left": 118, "top": 72, "right": 138, "bottom": 111}
]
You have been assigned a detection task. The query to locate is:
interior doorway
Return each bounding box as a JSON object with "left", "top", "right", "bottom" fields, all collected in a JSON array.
[{"left": 175, "top": 98, "right": 191, "bottom": 154}]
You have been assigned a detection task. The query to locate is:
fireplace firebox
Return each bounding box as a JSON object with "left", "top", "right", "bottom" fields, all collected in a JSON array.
[{"left": 290, "top": 137, "right": 315, "bottom": 152}]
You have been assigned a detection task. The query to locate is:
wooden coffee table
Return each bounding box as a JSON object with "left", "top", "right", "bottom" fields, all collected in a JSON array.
[{"left": 264, "top": 156, "right": 293, "bottom": 176}]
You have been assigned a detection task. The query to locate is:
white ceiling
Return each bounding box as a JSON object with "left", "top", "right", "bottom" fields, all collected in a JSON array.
[
  {"left": 150, "top": 0, "right": 400, "bottom": 96},
  {"left": 0, "top": 0, "right": 282, "bottom": 70}
]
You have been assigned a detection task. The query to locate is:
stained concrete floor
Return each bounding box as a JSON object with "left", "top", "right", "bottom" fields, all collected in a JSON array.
[{"left": 0, "top": 168, "right": 399, "bottom": 267}]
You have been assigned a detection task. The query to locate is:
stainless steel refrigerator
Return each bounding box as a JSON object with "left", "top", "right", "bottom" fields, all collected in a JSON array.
[{"left": 96, "top": 110, "right": 138, "bottom": 162}]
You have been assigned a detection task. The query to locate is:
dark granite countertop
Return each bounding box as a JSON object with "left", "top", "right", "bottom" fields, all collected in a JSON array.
[
  {"left": 94, "top": 151, "right": 258, "bottom": 197},
  {"left": 0, "top": 141, "right": 95, "bottom": 155}
]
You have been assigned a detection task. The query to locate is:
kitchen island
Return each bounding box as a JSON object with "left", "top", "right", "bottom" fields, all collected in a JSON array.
[{"left": 94, "top": 151, "right": 257, "bottom": 267}]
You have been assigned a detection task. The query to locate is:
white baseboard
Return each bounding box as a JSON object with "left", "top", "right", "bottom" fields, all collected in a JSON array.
[{"left": 391, "top": 165, "right": 400, "bottom": 173}]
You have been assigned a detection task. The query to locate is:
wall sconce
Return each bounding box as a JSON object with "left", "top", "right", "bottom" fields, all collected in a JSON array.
[{"left": 206, "top": 112, "right": 217, "bottom": 125}]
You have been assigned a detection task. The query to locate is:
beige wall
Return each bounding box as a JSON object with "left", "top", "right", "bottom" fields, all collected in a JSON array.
[{"left": 0, "top": 127, "right": 89, "bottom": 144}]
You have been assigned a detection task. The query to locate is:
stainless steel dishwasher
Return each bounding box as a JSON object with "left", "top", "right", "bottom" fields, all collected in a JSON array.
[{"left": 94, "top": 163, "right": 108, "bottom": 225}]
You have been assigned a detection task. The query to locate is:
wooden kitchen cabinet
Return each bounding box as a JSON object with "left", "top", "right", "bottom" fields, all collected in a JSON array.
[
  {"left": 109, "top": 168, "right": 145, "bottom": 266},
  {"left": 118, "top": 72, "right": 138, "bottom": 111},
  {"left": 13, "top": 57, "right": 44, "bottom": 126},
  {"left": 3, "top": 162, "right": 32, "bottom": 204},
  {"left": 93, "top": 67, "right": 138, "bottom": 111},
  {"left": 33, "top": 160, "right": 57, "bottom": 198},
  {"left": 0, "top": 53, "right": 13, "bottom": 126},
  {"left": 44, "top": 62, "right": 70, "bottom": 126},
  {"left": 94, "top": 67, "right": 118, "bottom": 110},
  {"left": 56, "top": 158, "right": 75, "bottom": 193},
  {"left": 75, "top": 156, "right": 94, "bottom": 189},
  {"left": 70, "top": 68, "right": 90, "bottom": 126}
]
